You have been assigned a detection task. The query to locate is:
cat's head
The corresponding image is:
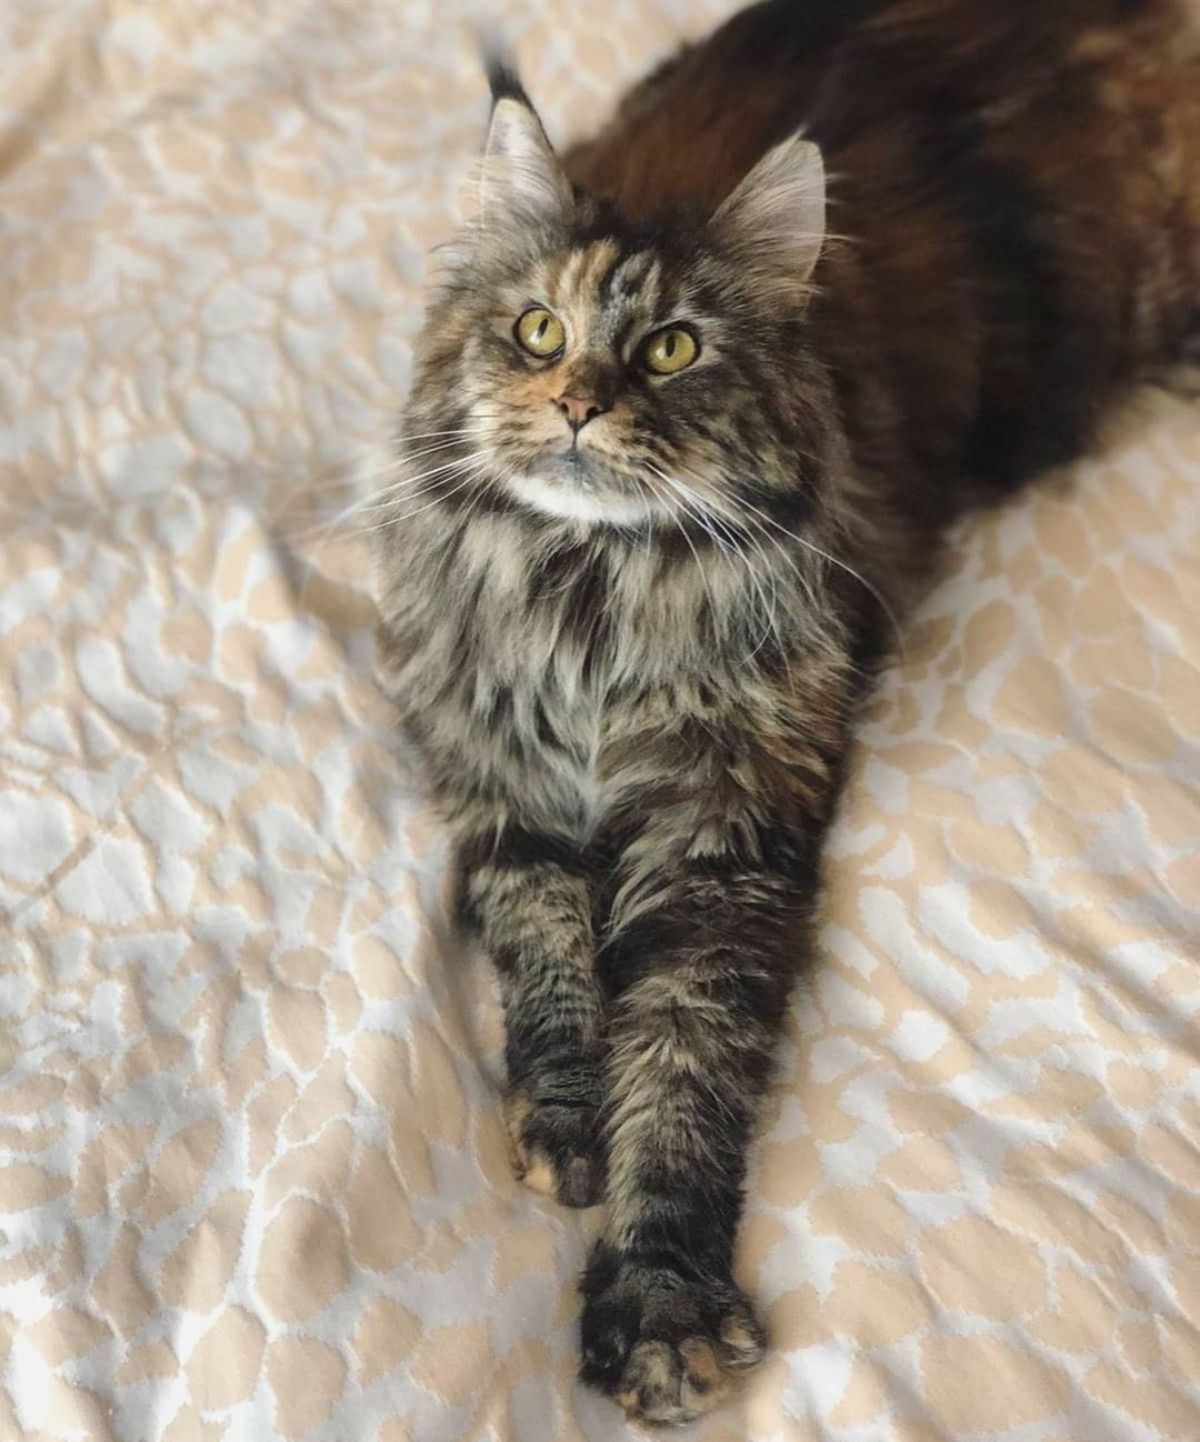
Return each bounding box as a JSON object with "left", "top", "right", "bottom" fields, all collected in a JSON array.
[{"left": 400, "top": 69, "right": 830, "bottom": 532}]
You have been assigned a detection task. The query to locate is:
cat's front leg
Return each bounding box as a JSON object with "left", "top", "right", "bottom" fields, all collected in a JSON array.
[
  {"left": 458, "top": 820, "right": 609, "bottom": 1208},
  {"left": 580, "top": 693, "right": 845, "bottom": 1423},
  {"left": 579, "top": 907, "right": 786, "bottom": 1422}
]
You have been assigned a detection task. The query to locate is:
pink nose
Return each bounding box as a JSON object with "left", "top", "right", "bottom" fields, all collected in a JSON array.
[{"left": 554, "top": 394, "right": 609, "bottom": 433}]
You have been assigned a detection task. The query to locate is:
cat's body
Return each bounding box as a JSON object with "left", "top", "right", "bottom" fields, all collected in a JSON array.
[
  {"left": 574, "top": 0, "right": 1200, "bottom": 551},
  {"left": 374, "top": 0, "right": 1200, "bottom": 1425}
]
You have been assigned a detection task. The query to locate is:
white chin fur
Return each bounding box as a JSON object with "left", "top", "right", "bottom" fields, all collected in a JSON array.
[{"left": 508, "top": 473, "right": 654, "bottom": 528}]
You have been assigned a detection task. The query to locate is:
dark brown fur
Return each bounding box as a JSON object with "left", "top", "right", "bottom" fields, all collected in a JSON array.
[
  {"left": 374, "top": 1, "right": 1200, "bottom": 1426},
  {"left": 574, "top": 0, "right": 1200, "bottom": 498}
]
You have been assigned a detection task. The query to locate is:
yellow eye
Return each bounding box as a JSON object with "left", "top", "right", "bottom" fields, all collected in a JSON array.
[
  {"left": 515, "top": 307, "right": 565, "bottom": 358},
  {"left": 642, "top": 327, "right": 698, "bottom": 376}
]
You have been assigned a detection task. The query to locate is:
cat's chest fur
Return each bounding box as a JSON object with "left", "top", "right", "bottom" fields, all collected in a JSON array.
[{"left": 377, "top": 509, "right": 758, "bottom": 839}]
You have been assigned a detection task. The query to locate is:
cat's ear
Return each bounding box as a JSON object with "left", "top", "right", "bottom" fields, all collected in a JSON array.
[
  {"left": 709, "top": 133, "right": 826, "bottom": 299},
  {"left": 479, "top": 71, "right": 572, "bottom": 229}
]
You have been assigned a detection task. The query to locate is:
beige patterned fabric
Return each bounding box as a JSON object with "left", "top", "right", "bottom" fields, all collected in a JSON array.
[{"left": 2, "top": 3, "right": 1199, "bottom": 1438}]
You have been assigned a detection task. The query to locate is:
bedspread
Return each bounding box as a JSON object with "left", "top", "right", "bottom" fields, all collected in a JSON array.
[{"left": 2, "top": 2, "right": 1199, "bottom": 1439}]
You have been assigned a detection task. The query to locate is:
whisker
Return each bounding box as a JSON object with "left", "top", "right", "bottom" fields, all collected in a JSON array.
[
  {"left": 358, "top": 464, "right": 495, "bottom": 536},
  {"left": 661, "top": 455, "right": 904, "bottom": 657},
  {"left": 380, "top": 432, "right": 491, "bottom": 463},
  {"left": 293, "top": 453, "right": 495, "bottom": 543},
  {"left": 648, "top": 465, "right": 786, "bottom": 665},
  {"left": 360, "top": 449, "right": 497, "bottom": 507},
  {"left": 291, "top": 436, "right": 490, "bottom": 504},
  {"left": 399, "top": 426, "right": 493, "bottom": 436},
  {"left": 641, "top": 471, "right": 721, "bottom": 635},
  {"left": 693, "top": 491, "right": 842, "bottom": 668},
  {"left": 738, "top": 498, "right": 904, "bottom": 653},
  {"left": 731, "top": 520, "right": 784, "bottom": 665},
  {"left": 698, "top": 491, "right": 818, "bottom": 608},
  {"left": 366, "top": 441, "right": 494, "bottom": 493}
]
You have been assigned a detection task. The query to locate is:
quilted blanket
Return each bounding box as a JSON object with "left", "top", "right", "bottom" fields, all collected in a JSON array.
[{"left": 1, "top": 2, "right": 1198, "bottom": 1439}]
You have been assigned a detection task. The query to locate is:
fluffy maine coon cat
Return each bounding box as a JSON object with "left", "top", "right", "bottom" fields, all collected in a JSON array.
[{"left": 373, "top": 0, "right": 1200, "bottom": 1425}]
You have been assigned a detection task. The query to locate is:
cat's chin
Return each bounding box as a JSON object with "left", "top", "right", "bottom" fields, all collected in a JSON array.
[{"left": 507, "top": 471, "right": 654, "bottom": 529}]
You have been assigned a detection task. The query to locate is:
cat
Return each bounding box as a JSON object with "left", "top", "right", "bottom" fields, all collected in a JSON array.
[{"left": 372, "top": 0, "right": 1200, "bottom": 1425}]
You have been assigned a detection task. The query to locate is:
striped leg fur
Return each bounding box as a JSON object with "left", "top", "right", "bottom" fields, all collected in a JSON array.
[{"left": 461, "top": 831, "right": 608, "bottom": 1209}]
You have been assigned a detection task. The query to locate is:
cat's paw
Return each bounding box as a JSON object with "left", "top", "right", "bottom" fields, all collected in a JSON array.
[
  {"left": 503, "top": 1091, "right": 605, "bottom": 1208},
  {"left": 579, "top": 1250, "right": 766, "bottom": 1426}
]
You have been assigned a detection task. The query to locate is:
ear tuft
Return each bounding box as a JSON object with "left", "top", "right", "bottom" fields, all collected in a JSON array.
[{"left": 709, "top": 134, "right": 827, "bottom": 300}]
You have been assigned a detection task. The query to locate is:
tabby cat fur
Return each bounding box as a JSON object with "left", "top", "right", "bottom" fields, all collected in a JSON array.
[{"left": 372, "top": 0, "right": 1200, "bottom": 1425}]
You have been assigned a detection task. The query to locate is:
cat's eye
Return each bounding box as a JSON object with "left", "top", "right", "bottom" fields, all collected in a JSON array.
[
  {"left": 642, "top": 327, "right": 698, "bottom": 376},
  {"left": 515, "top": 307, "right": 565, "bottom": 358}
]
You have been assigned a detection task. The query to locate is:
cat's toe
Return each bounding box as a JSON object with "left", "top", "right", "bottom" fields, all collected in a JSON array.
[
  {"left": 503, "top": 1092, "right": 605, "bottom": 1208},
  {"left": 579, "top": 1252, "right": 766, "bottom": 1426},
  {"left": 616, "top": 1333, "right": 754, "bottom": 1426}
]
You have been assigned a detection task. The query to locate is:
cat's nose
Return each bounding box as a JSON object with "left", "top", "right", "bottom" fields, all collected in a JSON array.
[{"left": 554, "top": 393, "right": 610, "bottom": 434}]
